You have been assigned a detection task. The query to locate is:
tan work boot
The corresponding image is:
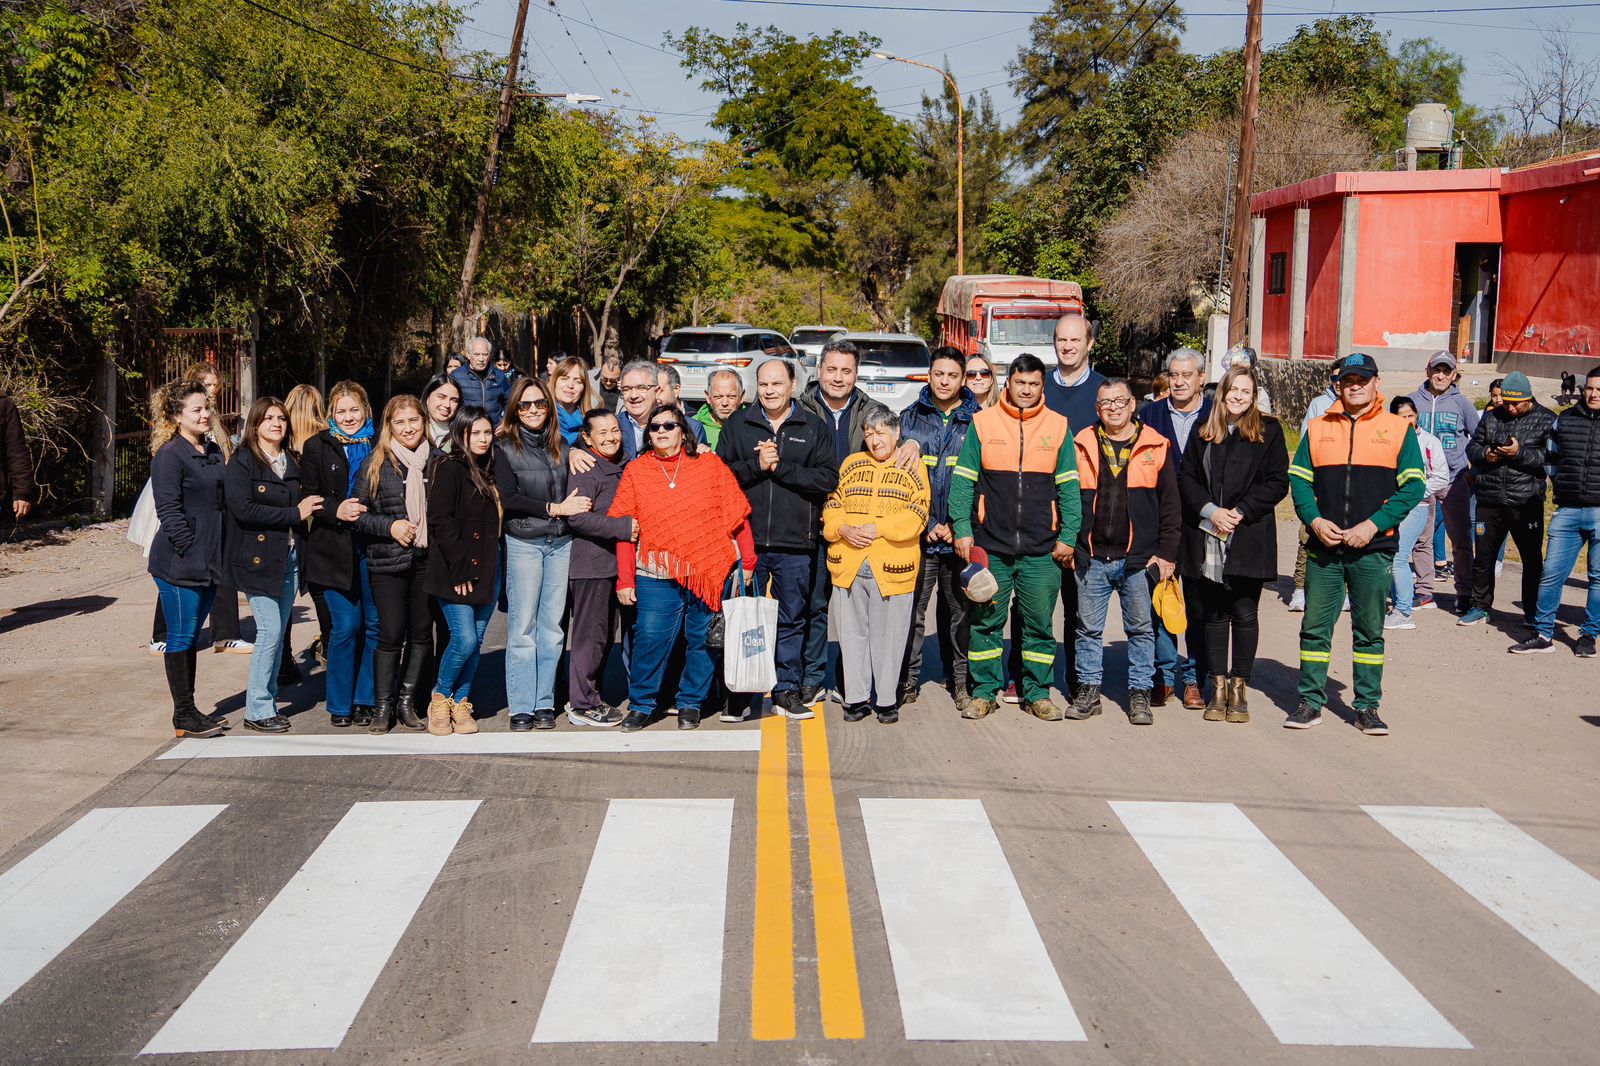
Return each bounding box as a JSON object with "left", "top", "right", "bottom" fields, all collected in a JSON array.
[
  {"left": 451, "top": 698, "right": 479, "bottom": 734},
  {"left": 426, "top": 693, "right": 453, "bottom": 736},
  {"left": 1225, "top": 676, "right": 1250, "bottom": 723},
  {"left": 1025, "top": 698, "right": 1065, "bottom": 722},
  {"left": 961, "top": 697, "right": 996, "bottom": 720},
  {"left": 1202, "top": 676, "right": 1228, "bottom": 722}
]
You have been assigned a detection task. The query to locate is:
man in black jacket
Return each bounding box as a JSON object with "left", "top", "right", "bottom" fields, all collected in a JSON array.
[
  {"left": 718, "top": 358, "right": 840, "bottom": 719},
  {"left": 1460, "top": 372, "right": 1555, "bottom": 628},
  {"left": 1514, "top": 366, "right": 1600, "bottom": 655},
  {"left": 0, "top": 394, "right": 34, "bottom": 521}
]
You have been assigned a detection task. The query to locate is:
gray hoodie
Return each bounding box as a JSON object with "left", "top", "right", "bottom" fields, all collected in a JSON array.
[{"left": 1406, "top": 383, "right": 1480, "bottom": 479}]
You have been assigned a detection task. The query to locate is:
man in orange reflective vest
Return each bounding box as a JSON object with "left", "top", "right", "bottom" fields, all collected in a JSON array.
[{"left": 1288, "top": 352, "right": 1426, "bottom": 736}]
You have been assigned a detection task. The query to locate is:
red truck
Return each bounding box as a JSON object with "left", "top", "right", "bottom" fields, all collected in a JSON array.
[{"left": 937, "top": 274, "right": 1085, "bottom": 371}]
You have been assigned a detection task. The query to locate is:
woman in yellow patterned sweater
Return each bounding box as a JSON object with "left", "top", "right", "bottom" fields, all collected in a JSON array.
[{"left": 822, "top": 408, "right": 931, "bottom": 723}]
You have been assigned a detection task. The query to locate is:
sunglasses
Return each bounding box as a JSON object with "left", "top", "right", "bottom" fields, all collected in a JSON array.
[
  {"left": 966, "top": 369, "right": 993, "bottom": 379},
  {"left": 647, "top": 420, "right": 682, "bottom": 433},
  {"left": 518, "top": 398, "right": 550, "bottom": 411}
]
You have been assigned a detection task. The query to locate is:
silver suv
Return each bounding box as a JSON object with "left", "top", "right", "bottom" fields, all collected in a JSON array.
[
  {"left": 658, "top": 324, "right": 800, "bottom": 402},
  {"left": 832, "top": 332, "right": 930, "bottom": 413}
]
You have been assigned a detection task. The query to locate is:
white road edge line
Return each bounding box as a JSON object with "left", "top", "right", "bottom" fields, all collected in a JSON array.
[
  {"left": 859, "top": 797, "right": 1086, "bottom": 1042},
  {"left": 1112, "top": 801, "right": 1471, "bottom": 1049},
  {"left": 158, "top": 731, "right": 762, "bottom": 760},
  {"left": 142, "top": 800, "right": 480, "bottom": 1054},
  {"left": 532, "top": 798, "right": 734, "bottom": 1043},
  {"left": 0, "top": 805, "right": 226, "bottom": 1007},
  {"left": 1365, "top": 805, "right": 1600, "bottom": 997}
]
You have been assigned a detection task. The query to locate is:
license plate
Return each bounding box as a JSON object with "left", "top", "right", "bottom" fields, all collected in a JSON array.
[{"left": 862, "top": 382, "right": 897, "bottom": 394}]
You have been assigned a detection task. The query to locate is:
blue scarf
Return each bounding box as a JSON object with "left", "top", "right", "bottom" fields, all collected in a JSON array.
[
  {"left": 557, "top": 402, "right": 584, "bottom": 447},
  {"left": 328, "top": 416, "right": 375, "bottom": 495}
]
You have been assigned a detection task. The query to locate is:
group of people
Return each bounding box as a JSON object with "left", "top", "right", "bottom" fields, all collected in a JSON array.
[{"left": 139, "top": 316, "right": 1600, "bottom": 742}]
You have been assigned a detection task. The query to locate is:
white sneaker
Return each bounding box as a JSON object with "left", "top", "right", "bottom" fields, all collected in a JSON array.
[
  {"left": 1288, "top": 589, "right": 1305, "bottom": 612},
  {"left": 719, "top": 705, "right": 753, "bottom": 724},
  {"left": 663, "top": 706, "right": 678, "bottom": 716},
  {"left": 213, "top": 639, "right": 253, "bottom": 654},
  {"left": 148, "top": 640, "right": 167, "bottom": 656},
  {"left": 1384, "top": 611, "right": 1416, "bottom": 630}
]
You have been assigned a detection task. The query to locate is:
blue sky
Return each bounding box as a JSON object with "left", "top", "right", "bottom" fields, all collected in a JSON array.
[{"left": 462, "top": 1, "right": 1599, "bottom": 142}]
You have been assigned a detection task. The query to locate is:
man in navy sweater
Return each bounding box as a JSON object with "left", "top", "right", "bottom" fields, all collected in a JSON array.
[{"left": 1042, "top": 314, "right": 1108, "bottom": 436}]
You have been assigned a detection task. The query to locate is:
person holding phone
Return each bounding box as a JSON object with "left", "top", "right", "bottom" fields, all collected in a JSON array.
[{"left": 1067, "top": 378, "right": 1181, "bottom": 725}]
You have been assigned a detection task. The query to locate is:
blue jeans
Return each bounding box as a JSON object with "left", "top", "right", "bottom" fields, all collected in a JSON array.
[
  {"left": 1152, "top": 616, "right": 1197, "bottom": 688},
  {"left": 752, "top": 548, "right": 813, "bottom": 699},
  {"left": 1390, "top": 503, "right": 1431, "bottom": 617},
  {"left": 628, "top": 576, "right": 715, "bottom": 716},
  {"left": 801, "top": 541, "right": 834, "bottom": 692},
  {"left": 317, "top": 556, "right": 377, "bottom": 717},
  {"left": 153, "top": 578, "right": 217, "bottom": 654},
  {"left": 1074, "top": 557, "right": 1157, "bottom": 690},
  {"left": 434, "top": 568, "right": 500, "bottom": 702},
  {"left": 244, "top": 550, "right": 298, "bottom": 721},
  {"left": 1534, "top": 506, "right": 1600, "bottom": 639},
  {"left": 505, "top": 535, "right": 572, "bottom": 714}
]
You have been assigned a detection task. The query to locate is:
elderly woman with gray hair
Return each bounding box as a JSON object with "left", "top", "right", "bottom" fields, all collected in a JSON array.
[{"left": 822, "top": 408, "right": 931, "bottom": 724}]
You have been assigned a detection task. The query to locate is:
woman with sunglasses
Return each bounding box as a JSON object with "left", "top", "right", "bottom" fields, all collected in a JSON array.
[
  {"left": 425, "top": 406, "right": 501, "bottom": 735},
  {"left": 609, "top": 404, "right": 755, "bottom": 732},
  {"left": 495, "top": 377, "right": 592, "bottom": 730},
  {"left": 964, "top": 354, "right": 999, "bottom": 408}
]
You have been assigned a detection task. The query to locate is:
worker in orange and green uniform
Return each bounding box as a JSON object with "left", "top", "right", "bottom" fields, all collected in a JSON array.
[
  {"left": 1287, "top": 352, "right": 1425, "bottom": 737},
  {"left": 951, "top": 353, "right": 1082, "bottom": 722}
]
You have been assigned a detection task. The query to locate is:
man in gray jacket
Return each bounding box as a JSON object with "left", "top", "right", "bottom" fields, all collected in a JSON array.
[{"left": 1408, "top": 351, "right": 1480, "bottom": 611}]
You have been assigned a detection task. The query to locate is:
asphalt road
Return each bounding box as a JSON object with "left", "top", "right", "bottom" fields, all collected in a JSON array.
[{"left": 3, "top": 526, "right": 1599, "bottom": 1064}]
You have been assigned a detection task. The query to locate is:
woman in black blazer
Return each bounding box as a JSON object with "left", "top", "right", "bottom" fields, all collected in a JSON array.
[
  {"left": 424, "top": 406, "right": 502, "bottom": 736},
  {"left": 299, "top": 381, "right": 376, "bottom": 727},
  {"left": 1178, "top": 365, "right": 1289, "bottom": 724},
  {"left": 224, "top": 398, "right": 325, "bottom": 733},
  {"left": 355, "top": 395, "right": 436, "bottom": 735},
  {"left": 148, "top": 381, "right": 228, "bottom": 738}
]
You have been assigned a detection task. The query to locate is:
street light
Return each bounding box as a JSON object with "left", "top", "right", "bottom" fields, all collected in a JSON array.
[
  {"left": 872, "top": 51, "right": 963, "bottom": 274},
  {"left": 515, "top": 91, "right": 605, "bottom": 104}
]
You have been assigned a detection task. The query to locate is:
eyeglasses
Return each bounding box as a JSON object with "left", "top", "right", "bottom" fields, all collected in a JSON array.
[
  {"left": 518, "top": 398, "right": 550, "bottom": 411},
  {"left": 647, "top": 420, "right": 682, "bottom": 433},
  {"left": 966, "top": 369, "right": 993, "bottom": 379},
  {"left": 620, "top": 385, "right": 656, "bottom": 396},
  {"left": 1096, "top": 396, "right": 1134, "bottom": 410}
]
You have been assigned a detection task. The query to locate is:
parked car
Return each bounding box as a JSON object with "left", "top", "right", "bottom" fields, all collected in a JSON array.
[
  {"left": 788, "top": 325, "right": 847, "bottom": 366},
  {"left": 833, "top": 332, "right": 930, "bottom": 413},
  {"left": 657, "top": 324, "right": 804, "bottom": 402}
]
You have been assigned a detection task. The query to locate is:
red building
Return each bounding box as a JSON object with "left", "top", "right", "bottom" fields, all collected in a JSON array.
[{"left": 1247, "top": 153, "right": 1599, "bottom": 376}]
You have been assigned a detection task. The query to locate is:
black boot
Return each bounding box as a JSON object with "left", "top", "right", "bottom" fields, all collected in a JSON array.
[
  {"left": 187, "top": 648, "right": 229, "bottom": 729},
  {"left": 165, "top": 652, "right": 220, "bottom": 738},
  {"left": 370, "top": 647, "right": 400, "bottom": 735},
  {"left": 368, "top": 698, "right": 395, "bottom": 735},
  {"left": 394, "top": 638, "right": 431, "bottom": 732}
]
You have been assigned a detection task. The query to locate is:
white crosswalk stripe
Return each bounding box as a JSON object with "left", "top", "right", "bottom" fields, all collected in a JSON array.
[
  {"left": 2, "top": 797, "right": 1596, "bottom": 1052},
  {"left": 1365, "top": 805, "right": 1600, "bottom": 997},
  {"left": 158, "top": 731, "right": 762, "bottom": 760},
  {"left": 860, "top": 798, "right": 1085, "bottom": 1041},
  {"left": 533, "top": 799, "right": 735, "bottom": 1043},
  {"left": 0, "top": 805, "right": 226, "bottom": 1008},
  {"left": 1112, "top": 801, "right": 1471, "bottom": 1049},
  {"left": 143, "top": 800, "right": 480, "bottom": 1054}
]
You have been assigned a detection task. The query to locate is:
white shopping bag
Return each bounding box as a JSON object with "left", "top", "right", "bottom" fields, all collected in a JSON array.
[
  {"left": 127, "top": 479, "right": 158, "bottom": 558},
  {"left": 722, "top": 567, "right": 779, "bottom": 694}
]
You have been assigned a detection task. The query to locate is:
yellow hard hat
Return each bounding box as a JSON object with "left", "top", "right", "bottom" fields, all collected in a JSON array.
[{"left": 1152, "top": 575, "right": 1187, "bottom": 634}]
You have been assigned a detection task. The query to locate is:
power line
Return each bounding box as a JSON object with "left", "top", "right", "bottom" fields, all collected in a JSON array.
[
  {"left": 572, "top": 0, "right": 646, "bottom": 103},
  {"left": 713, "top": 0, "right": 1600, "bottom": 14}
]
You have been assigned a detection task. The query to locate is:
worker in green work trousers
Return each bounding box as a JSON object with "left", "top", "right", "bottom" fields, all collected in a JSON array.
[
  {"left": 1287, "top": 352, "right": 1425, "bottom": 737},
  {"left": 950, "top": 353, "right": 1082, "bottom": 722}
]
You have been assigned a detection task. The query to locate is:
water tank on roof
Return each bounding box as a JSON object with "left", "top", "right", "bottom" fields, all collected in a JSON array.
[{"left": 1405, "top": 103, "right": 1454, "bottom": 150}]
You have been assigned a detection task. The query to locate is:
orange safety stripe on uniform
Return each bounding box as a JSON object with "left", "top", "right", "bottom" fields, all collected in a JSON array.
[
  {"left": 1073, "top": 425, "right": 1170, "bottom": 491},
  {"left": 974, "top": 402, "right": 1070, "bottom": 475}
]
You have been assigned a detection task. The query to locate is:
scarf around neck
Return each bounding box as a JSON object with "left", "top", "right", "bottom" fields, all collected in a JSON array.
[
  {"left": 607, "top": 450, "right": 751, "bottom": 610},
  {"left": 390, "top": 439, "right": 431, "bottom": 548},
  {"left": 329, "top": 416, "right": 376, "bottom": 495},
  {"left": 556, "top": 403, "right": 584, "bottom": 446}
]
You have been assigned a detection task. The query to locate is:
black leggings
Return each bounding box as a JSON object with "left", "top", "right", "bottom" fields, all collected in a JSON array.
[
  {"left": 368, "top": 564, "right": 434, "bottom": 701},
  {"left": 1199, "top": 577, "right": 1265, "bottom": 680}
]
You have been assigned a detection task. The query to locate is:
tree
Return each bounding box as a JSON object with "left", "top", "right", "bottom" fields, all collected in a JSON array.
[
  {"left": 1093, "top": 96, "right": 1374, "bottom": 329},
  {"left": 1010, "top": 0, "right": 1185, "bottom": 160},
  {"left": 1492, "top": 23, "right": 1598, "bottom": 154}
]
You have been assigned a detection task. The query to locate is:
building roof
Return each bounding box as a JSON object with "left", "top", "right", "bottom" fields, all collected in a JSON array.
[
  {"left": 1250, "top": 168, "right": 1501, "bottom": 214},
  {"left": 1501, "top": 151, "right": 1600, "bottom": 195}
]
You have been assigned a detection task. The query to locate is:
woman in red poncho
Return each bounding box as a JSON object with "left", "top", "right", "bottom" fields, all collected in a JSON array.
[{"left": 609, "top": 403, "right": 756, "bottom": 732}]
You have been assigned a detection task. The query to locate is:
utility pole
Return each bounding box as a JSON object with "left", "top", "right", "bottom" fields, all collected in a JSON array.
[
  {"left": 454, "top": 0, "right": 532, "bottom": 361},
  {"left": 1227, "top": 0, "right": 1263, "bottom": 346},
  {"left": 872, "top": 52, "right": 963, "bottom": 274}
]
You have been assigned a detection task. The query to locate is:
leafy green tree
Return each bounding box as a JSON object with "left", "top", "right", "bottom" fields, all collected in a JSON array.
[{"left": 1011, "top": 0, "right": 1185, "bottom": 159}]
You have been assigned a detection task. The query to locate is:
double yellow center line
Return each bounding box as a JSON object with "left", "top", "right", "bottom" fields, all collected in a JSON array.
[{"left": 752, "top": 712, "right": 865, "bottom": 1040}]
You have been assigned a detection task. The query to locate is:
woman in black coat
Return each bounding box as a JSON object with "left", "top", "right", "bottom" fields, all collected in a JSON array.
[
  {"left": 1178, "top": 365, "right": 1289, "bottom": 724},
  {"left": 224, "top": 398, "right": 324, "bottom": 734},
  {"left": 424, "top": 406, "right": 502, "bottom": 736},
  {"left": 148, "top": 381, "right": 228, "bottom": 738},
  {"left": 355, "top": 395, "right": 436, "bottom": 735},
  {"left": 299, "top": 381, "right": 376, "bottom": 727}
]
